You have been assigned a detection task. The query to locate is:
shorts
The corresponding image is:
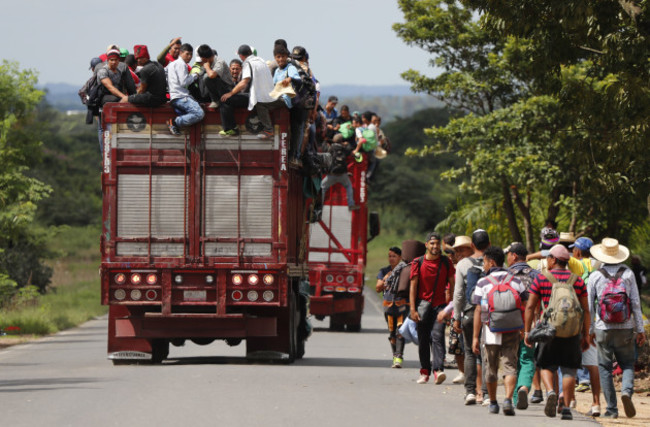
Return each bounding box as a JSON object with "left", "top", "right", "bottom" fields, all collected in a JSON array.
[
  {"left": 483, "top": 331, "right": 520, "bottom": 383},
  {"left": 536, "top": 335, "right": 582, "bottom": 371},
  {"left": 581, "top": 344, "right": 597, "bottom": 366}
]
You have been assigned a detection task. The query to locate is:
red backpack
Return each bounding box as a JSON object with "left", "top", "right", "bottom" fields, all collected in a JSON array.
[
  {"left": 485, "top": 273, "right": 524, "bottom": 333},
  {"left": 597, "top": 267, "right": 631, "bottom": 324}
]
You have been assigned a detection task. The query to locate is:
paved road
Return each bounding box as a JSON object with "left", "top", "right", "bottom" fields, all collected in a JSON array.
[{"left": 1, "top": 288, "right": 597, "bottom": 427}]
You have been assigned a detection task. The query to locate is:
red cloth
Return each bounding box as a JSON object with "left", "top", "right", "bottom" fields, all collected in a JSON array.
[{"left": 410, "top": 256, "right": 455, "bottom": 306}]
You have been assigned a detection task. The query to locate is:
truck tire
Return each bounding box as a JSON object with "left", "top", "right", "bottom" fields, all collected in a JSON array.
[{"left": 150, "top": 339, "right": 169, "bottom": 364}]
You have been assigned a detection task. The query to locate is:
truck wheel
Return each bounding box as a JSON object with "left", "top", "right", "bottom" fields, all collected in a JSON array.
[
  {"left": 151, "top": 339, "right": 169, "bottom": 364},
  {"left": 346, "top": 323, "right": 361, "bottom": 332},
  {"left": 329, "top": 315, "right": 346, "bottom": 331}
]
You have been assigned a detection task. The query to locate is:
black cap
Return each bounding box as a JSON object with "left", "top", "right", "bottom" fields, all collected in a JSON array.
[
  {"left": 237, "top": 44, "right": 253, "bottom": 56},
  {"left": 472, "top": 229, "right": 490, "bottom": 249},
  {"left": 505, "top": 242, "right": 527, "bottom": 258},
  {"left": 291, "top": 46, "right": 307, "bottom": 61},
  {"left": 328, "top": 95, "right": 338, "bottom": 103}
]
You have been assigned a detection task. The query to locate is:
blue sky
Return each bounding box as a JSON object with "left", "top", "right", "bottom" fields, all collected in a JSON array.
[{"left": 1, "top": 0, "right": 435, "bottom": 88}]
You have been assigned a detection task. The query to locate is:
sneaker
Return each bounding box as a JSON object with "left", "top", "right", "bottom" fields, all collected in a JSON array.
[
  {"left": 601, "top": 411, "right": 618, "bottom": 419},
  {"left": 167, "top": 119, "right": 181, "bottom": 136},
  {"left": 348, "top": 204, "right": 360, "bottom": 211},
  {"left": 561, "top": 408, "right": 573, "bottom": 420},
  {"left": 391, "top": 357, "right": 403, "bottom": 369},
  {"left": 417, "top": 369, "right": 430, "bottom": 384},
  {"left": 257, "top": 130, "right": 273, "bottom": 140},
  {"left": 545, "top": 391, "right": 558, "bottom": 418},
  {"left": 433, "top": 371, "right": 446, "bottom": 384},
  {"left": 569, "top": 399, "right": 576, "bottom": 409},
  {"left": 482, "top": 397, "right": 490, "bottom": 407},
  {"left": 488, "top": 402, "right": 500, "bottom": 414},
  {"left": 208, "top": 101, "right": 220, "bottom": 109},
  {"left": 516, "top": 387, "right": 529, "bottom": 410},
  {"left": 465, "top": 393, "right": 477, "bottom": 405},
  {"left": 503, "top": 399, "right": 515, "bottom": 416},
  {"left": 452, "top": 373, "right": 465, "bottom": 384},
  {"left": 621, "top": 393, "right": 636, "bottom": 418},
  {"left": 575, "top": 383, "right": 590, "bottom": 393},
  {"left": 219, "top": 129, "right": 239, "bottom": 136},
  {"left": 530, "top": 389, "right": 544, "bottom": 404},
  {"left": 587, "top": 405, "right": 601, "bottom": 417}
]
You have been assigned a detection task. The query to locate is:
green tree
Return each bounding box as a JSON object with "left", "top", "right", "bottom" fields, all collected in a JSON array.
[{"left": 0, "top": 60, "right": 53, "bottom": 298}]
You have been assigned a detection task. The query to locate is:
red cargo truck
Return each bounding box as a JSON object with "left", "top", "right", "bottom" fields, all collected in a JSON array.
[
  {"left": 307, "top": 155, "right": 379, "bottom": 331},
  {"left": 100, "top": 103, "right": 310, "bottom": 363}
]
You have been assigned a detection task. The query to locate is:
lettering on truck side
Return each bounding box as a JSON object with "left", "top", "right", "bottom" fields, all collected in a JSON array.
[
  {"left": 360, "top": 171, "right": 367, "bottom": 203},
  {"left": 280, "top": 132, "right": 288, "bottom": 172},
  {"left": 103, "top": 129, "right": 111, "bottom": 173}
]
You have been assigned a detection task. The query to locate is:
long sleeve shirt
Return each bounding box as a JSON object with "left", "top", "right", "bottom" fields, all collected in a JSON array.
[
  {"left": 166, "top": 58, "right": 197, "bottom": 101},
  {"left": 587, "top": 263, "right": 644, "bottom": 333}
]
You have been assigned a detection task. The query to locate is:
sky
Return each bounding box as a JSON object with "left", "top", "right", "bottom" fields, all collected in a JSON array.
[{"left": 0, "top": 0, "right": 436, "bottom": 88}]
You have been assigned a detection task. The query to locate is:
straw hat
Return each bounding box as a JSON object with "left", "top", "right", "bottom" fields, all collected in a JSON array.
[
  {"left": 452, "top": 235, "right": 472, "bottom": 250},
  {"left": 558, "top": 232, "right": 576, "bottom": 243},
  {"left": 375, "top": 146, "right": 387, "bottom": 159},
  {"left": 591, "top": 238, "right": 630, "bottom": 264}
]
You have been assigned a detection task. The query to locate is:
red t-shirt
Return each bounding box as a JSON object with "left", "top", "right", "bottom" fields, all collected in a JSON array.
[{"left": 410, "top": 256, "right": 455, "bottom": 306}]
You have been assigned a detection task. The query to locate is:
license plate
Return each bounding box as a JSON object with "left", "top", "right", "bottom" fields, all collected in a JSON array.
[{"left": 184, "top": 290, "right": 207, "bottom": 301}]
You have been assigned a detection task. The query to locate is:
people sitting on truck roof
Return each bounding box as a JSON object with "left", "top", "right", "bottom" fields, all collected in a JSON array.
[
  {"left": 158, "top": 37, "right": 182, "bottom": 67},
  {"left": 197, "top": 44, "right": 248, "bottom": 136},
  {"left": 97, "top": 49, "right": 137, "bottom": 106},
  {"left": 128, "top": 45, "right": 167, "bottom": 108},
  {"left": 229, "top": 59, "right": 243, "bottom": 84},
  {"left": 98, "top": 44, "right": 118, "bottom": 62},
  {"left": 289, "top": 45, "right": 317, "bottom": 161},
  {"left": 267, "top": 39, "right": 288, "bottom": 76},
  {"left": 166, "top": 43, "right": 204, "bottom": 136},
  {"left": 221, "top": 44, "right": 281, "bottom": 140}
]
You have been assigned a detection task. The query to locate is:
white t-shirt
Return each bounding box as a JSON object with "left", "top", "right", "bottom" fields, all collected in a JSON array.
[{"left": 241, "top": 55, "right": 275, "bottom": 110}]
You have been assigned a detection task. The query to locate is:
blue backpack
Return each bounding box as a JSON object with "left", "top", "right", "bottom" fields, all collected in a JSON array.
[{"left": 465, "top": 257, "right": 484, "bottom": 306}]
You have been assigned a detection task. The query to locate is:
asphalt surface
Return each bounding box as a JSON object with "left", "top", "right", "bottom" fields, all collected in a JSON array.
[{"left": 0, "top": 288, "right": 598, "bottom": 427}]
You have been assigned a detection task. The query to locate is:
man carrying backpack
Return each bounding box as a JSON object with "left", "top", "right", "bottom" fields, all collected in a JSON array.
[
  {"left": 320, "top": 134, "right": 359, "bottom": 211},
  {"left": 505, "top": 242, "right": 540, "bottom": 410},
  {"left": 452, "top": 229, "right": 490, "bottom": 405},
  {"left": 410, "top": 232, "right": 455, "bottom": 385},
  {"left": 587, "top": 238, "right": 646, "bottom": 419},
  {"left": 472, "top": 246, "right": 528, "bottom": 416},
  {"left": 523, "top": 244, "right": 591, "bottom": 420}
]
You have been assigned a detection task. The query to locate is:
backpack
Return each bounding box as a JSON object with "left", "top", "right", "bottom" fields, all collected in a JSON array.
[
  {"left": 329, "top": 142, "right": 349, "bottom": 174},
  {"left": 290, "top": 60, "right": 316, "bottom": 110},
  {"left": 597, "top": 267, "right": 631, "bottom": 324},
  {"left": 508, "top": 265, "right": 536, "bottom": 291},
  {"left": 384, "top": 261, "right": 408, "bottom": 299},
  {"left": 339, "top": 121, "right": 354, "bottom": 139},
  {"left": 485, "top": 273, "right": 524, "bottom": 333},
  {"left": 465, "top": 257, "right": 484, "bottom": 307},
  {"left": 542, "top": 272, "right": 583, "bottom": 338},
  {"left": 361, "top": 128, "right": 378, "bottom": 151}
]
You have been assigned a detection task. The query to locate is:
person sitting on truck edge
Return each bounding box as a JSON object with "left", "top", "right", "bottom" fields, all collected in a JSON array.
[
  {"left": 320, "top": 134, "right": 359, "bottom": 211},
  {"left": 166, "top": 43, "right": 204, "bottom": 136},
  {"left": 158, "top": 37, "right": 182, "bottom": 67},
  {"left": 229, "top": 59, "right": 243, "bottom": 84},
  {"left": 196, "top": 44, "right": 247, "bottom": 137},
  {"left": 376, "top": 246, "right": 407, "bottom": 368},
  {"left": 221, "top": 44, "right": 282, "bottom": 140},
  {"left": 128, "top": 45, "right": 167, "bottom": 108}
]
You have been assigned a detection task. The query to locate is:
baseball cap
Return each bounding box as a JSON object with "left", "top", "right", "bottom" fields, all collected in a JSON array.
[
  {"left": 119, "top": 47, "right": 129, "bottom": 58},
  {"left": 569, "top": 237, "right": 593, "bottom": 251},
  {"left": 328, "top": 95, "right": 339, "bottom": 103},
  {"left": 549, "top": 244, "right": 571, "bottom": 261},
  {"left": 291, "top": 46, "right": 307, "bottom": 61},
  {"left": 89, "top": 57, "right": 102, "bottom": 70},
  {"left": 504, "top": 242, "right": 527, "bottom": 258}
]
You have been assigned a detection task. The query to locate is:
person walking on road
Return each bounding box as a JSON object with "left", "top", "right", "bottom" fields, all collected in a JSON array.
[
  {"left": 587, "top": 238, "right": 647, "bottom": 419},
  {"left": 409, "top": 232, "right": 455, "bottom": 385}
]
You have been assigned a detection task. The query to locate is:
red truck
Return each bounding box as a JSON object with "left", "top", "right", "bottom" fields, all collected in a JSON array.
[
  {"left": 100, "top": 103, "right": 310, "bottom": 364},
  {"left": 307, "top": 155, "right": 379, "bottom": 331}
]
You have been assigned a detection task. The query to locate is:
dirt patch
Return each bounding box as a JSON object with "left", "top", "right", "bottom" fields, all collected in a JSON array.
[{"left": 0, "top": 335, "right": 38, "bottom": 349}]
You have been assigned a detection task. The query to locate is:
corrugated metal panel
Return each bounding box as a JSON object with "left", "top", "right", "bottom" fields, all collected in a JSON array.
[
  {"left": 204, "top": 243, "right": 272, "bottom": 257},
  {"left": 308, "top": 206, "right": 352, "bottom": 263},
  {"left": 116, "top": 242, "right": 185, "bottom": 257},
  {"left": 117, "top": 174, "right": 186, "bottom": 238},
  {"left": 113, "top": 124, "right": 187, "bottom": 150},
  {"left": 204, "top": 175, "right": 272, "bottom": 239},
  {"left": 203, "top": 125, "right": 279, "bottom": 150}
]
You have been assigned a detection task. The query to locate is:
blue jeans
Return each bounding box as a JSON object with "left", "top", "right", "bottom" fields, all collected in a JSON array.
[
  {"left": 595, "top": 329, "right": 636, "bottom": 415},
  {"left": 171, "top": 96, "right": 205, "bottom": 128},
  {"left": 416, "top": 300, "right": 446, "bottom": 374}
]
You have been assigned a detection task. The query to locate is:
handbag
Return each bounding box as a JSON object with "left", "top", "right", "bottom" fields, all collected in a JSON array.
[{"left": 527, "top": 298, "right": 556, "bottom": 343}]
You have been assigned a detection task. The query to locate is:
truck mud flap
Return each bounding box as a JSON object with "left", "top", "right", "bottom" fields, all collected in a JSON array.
[{"left": 309, "top": 295, "right": 356, "bottom": 315}]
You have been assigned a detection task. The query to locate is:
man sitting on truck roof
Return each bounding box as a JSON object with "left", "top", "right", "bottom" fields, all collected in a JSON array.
[
  {"left": 166, "top": 43, "right": 205, "bottom": 136},
  {"left": 128, "top": 45, "right": 167, "bottom": 108}
]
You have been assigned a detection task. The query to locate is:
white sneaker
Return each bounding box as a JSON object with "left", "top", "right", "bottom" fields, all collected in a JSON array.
[
  {"left": 465, "top": 393, "right": 477, "bottom": 405},
  {"left": 434, "top": 371, "right": 446, "bottom": 385},
  {"left": 453, "top": 373, "right": 465, "bottom": 384},
  {"left": 482, "top": 396, "right": 491, "bottom": 407},
  {"left": 416, "top": 374, "right": 430, "bottom": 384}
]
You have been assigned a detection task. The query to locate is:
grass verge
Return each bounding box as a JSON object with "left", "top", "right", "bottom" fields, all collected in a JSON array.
[{"left": 0, "top": 225, "right": 106, "bottom": 340}]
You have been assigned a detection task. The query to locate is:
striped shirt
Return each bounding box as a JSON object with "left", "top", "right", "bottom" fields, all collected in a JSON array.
[{"left": 529, "top": 269, "right": 587, "bottom": 308}]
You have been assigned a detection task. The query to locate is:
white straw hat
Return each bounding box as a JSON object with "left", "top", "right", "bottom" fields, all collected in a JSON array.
[{"left": 590, "top": 238, "right": 630, "bottom": 264}]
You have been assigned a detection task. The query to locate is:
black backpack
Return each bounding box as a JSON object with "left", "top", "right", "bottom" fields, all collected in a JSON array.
[
  {"left": 290, "top": 60, "right": 316, "bottom": 110},
  {"left": 329, "top": 143, "right": 349, "bottom": 174},
  {"left": 79, "top": 72, "right": 104, "bottom": 124},
  {"left": 465, "top": 257, "right": 484, "bottom": 306}
]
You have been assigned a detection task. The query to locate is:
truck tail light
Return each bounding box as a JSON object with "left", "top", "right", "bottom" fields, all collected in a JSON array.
[
  {"left": 336, "top": 275, "right": 344, "bottom": 283},
  {"left": 325, "top": 274, "right": 334, "bottom": 283},
  {"left": 335, "top": 286, "right": 346, "bottom": 292},
  {"left": 130, "top": 273, "right": 142, "bottom": 285},
  {"left": 114, "top": 273, "right": 126, "bottom": 285},
  {"left": 348, "top": 287, "right": 361, "bottom": 293},
  {"left": 232, "top": 274, "right": 243, "bottom": 285},
  {"left": 346, "top": 275, "right": 355, "bottom": 284},
  {"left": 247, "top": 274, "right": 259, "bottom": 286},
  {"left": 145, "top": 290, "right": 158, "bottom": 301},
  {"left": 232, "top": 290, "right": 243, "bottom": 301},
  {"left": 146, "top": 273, "right": 157, "bottom": 285},
  {"left": 323, "top": 285, "right": 334, "bottom": 292},
  {"left": 262, "top": 291, "right": 274, "bottom": 302},
  {"left": 247, "top": 290, "right": 259, "bottom": 302},
  {"left": 114, "top": 289, "right": 126, "bottom": 300},
  {"left": 263, "top": 274, "right": 274, "bottom": 285},
  {"left": 130, "top": 289, "right": 142, "bottom": 300},
  {"left": 205, "top": 275, "right": 214, "bottom": 284},
  {"left": 174, "top": 274, "right": 183, "bottom": 284}
]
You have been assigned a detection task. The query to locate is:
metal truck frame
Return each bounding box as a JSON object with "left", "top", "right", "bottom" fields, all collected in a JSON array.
[{"left": 100, "top": 103, "right": 310, "bottom": 364}]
